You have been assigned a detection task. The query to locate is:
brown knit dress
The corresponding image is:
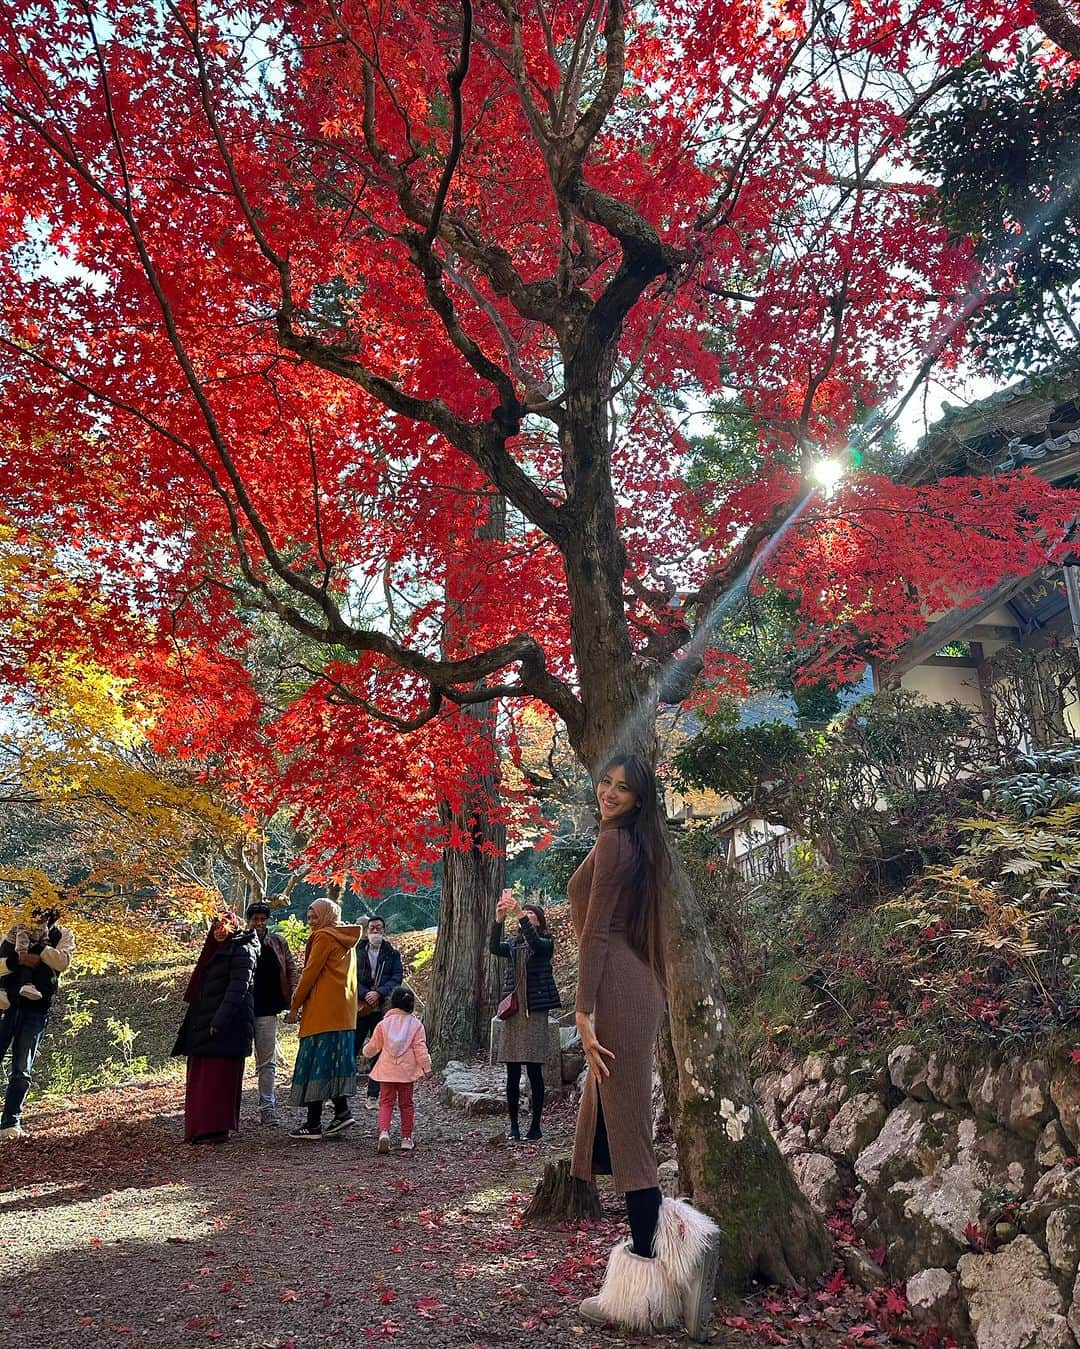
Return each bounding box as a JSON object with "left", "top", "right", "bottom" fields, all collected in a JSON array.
[{"left": 569, "top": 818, "right": 666, "bottom": 1194}]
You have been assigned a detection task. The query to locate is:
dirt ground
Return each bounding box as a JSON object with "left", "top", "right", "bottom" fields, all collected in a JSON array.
[{"left": 0, "top": 1071, "right": 919, "bottom": 1349}]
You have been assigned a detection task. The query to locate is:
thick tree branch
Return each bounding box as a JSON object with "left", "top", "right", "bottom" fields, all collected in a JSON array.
[
  {"left": 1034, "top": 0, "right": 1080, "bottom": 58},
  {"left": 566, "top": 0, "right": 624, "bottom": 161},
  {"left": 422, "top": 0, "right": 473, "bottom": 249}
]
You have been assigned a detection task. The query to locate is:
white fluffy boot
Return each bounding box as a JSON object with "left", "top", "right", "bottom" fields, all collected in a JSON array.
[
  {"left": 578, "top": 1238, "right": 680, "bottom": 1332},
  {"left": 653, "top": 1196, "right": 722, "bottom": 1342}
]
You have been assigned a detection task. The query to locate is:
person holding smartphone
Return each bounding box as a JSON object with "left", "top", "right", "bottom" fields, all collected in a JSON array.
[{"left": 489, "top": 888, "right": 560, "bottom": 1140}]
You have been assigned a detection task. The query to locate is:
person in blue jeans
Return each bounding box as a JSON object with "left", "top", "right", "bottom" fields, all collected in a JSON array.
[{"left": 0, "top": 905, "right": 76, "bottom": 1140}]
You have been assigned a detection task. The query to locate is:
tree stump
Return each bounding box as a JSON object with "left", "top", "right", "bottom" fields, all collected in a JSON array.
[{"left": 523, "top": 1154, "right": 602, "bottom": 1224}]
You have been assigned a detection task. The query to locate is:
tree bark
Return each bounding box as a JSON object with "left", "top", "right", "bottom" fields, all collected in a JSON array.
[
  {"left": 426, "top": 697, "right": 504, "bottom": 1068},
  {"left": 426, "top": 491, "right": 506, "bottom": 1067},
  {"left": 1033, "top": 0, "right": 1080, "bottom": 59},
  {"left": 661, "top": 860, "right": 831, "bottom": 1287},
  {"left": 523, "top": 1155, "right": 602, "bottom": 1225}
]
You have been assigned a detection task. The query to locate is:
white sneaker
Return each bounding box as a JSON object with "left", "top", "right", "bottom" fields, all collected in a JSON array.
[
  {"left": 400, "top": 1137, "right": 414, "bottom": 1151},
  {"left": 0, "top": 1124, "right": 25, "bottom": 1141},
  {"left": 18, "top": 984, "right": 42, "bottom": 1001},
  {"left": 377, "top": 1133, "right": 390, "bottom": 1153}
]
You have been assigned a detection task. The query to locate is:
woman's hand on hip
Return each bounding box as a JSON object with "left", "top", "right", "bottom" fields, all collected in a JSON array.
[
  {"left": 575, "top": 1011, "right": 614, "bottom": 1080},
  {"left": 286, "top": 1009, "right": 299, "bottom": 1024}
]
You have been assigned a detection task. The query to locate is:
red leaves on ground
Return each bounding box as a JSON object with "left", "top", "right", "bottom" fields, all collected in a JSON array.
[
  {"left": 884, "top": 1288, "right": 909, "bottom": 1317},
  {"left": 825, "top": 1268, "right": 849, "bottom": 1295},
  {"left": 414, "top": 1293, "right": 448, "bottom": 1319},
  {"left": 363, "top": 1320, "right": 402, "bottom": 1340}
]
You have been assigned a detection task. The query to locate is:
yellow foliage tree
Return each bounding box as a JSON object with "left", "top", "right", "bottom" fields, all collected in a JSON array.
[{"left": 0, "top": 522, "right": 260, "bottom": 968}]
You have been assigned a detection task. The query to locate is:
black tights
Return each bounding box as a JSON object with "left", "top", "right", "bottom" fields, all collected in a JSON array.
[
  {"left": 306, "top": 1096, "right": 349, "bottom": 1130},
  {"left": 505, "top": 1062, "right": 545, "bottom": 1130},
  {"left": 626, "top": 1186, "right": 662, "bottom": 1257},
  {"left": 593, "top": 1095, "right": 661, "bottom": 1257}
]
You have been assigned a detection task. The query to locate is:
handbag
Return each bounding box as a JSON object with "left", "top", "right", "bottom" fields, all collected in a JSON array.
[{"left": 496, "top": 937, "right": 528, "bottom": 1020}]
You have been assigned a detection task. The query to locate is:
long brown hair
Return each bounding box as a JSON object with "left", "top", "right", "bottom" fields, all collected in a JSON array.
[{"left": 599, "top": 754, "right": 669, "bottom": 983}]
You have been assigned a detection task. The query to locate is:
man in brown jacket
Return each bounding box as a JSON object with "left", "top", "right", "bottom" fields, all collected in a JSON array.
[{"left": 245, "top": 902, "right": 298, "bottom": 1126}]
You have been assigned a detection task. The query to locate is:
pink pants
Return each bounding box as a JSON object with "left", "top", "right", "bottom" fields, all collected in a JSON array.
[{"left": 378, "top": 1081, "right": 415, "bottom": 1137}]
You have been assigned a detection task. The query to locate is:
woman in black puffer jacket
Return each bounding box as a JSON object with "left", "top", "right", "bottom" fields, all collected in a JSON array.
[
  {"left": 490, "top": 890, "right": 561, "bottom": 1141},
  {"left": 173, "top": 913, "right": 259, "bottom": 1143}
]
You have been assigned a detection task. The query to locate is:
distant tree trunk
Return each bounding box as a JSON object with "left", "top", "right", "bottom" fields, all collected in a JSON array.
[
  {"left": 426, "top": 492, "right": 505, "bottom": 1066},
  {"left": 426, "top": 698, "right": 504, "bottom": 1067}
]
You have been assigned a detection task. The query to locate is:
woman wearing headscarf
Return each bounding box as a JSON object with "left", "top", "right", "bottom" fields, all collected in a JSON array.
[
  {"left": 173, "top": 910, "right": 259, "bottom": 1144},
  {"left": 287, "top": 897, "right": 363, "bottom": 1139}
]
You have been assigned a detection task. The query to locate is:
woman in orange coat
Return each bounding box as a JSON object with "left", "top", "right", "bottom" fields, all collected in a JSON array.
[{"left": 286, "top": 897, "right": 363, "bottom": 1139}]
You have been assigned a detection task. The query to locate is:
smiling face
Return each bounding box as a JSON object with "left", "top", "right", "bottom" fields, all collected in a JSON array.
[
  {"left": 307, "top": 904, "right": 330, "bottom": 931},
  {"left": 597, "top": 764, "right": 640, "bottom": 822}
]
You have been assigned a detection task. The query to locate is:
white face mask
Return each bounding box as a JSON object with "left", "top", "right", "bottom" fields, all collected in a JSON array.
[{"left": 368, "top": 931, "right": 383, "bottom": 947}]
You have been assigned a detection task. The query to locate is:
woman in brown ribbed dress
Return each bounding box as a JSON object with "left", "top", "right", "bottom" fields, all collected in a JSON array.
[{"left": 569, "top": 754, "right": 720, "bottom": 1341}]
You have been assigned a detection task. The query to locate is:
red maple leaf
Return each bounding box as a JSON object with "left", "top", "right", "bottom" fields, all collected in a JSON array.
[{"left": 884, "top": 1286, "right": 908, "bottom": 1316}]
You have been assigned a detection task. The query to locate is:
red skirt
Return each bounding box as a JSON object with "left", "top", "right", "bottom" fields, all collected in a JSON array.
[{"left": 184, "top": 1056, "right": 243, "bottom": 1142}]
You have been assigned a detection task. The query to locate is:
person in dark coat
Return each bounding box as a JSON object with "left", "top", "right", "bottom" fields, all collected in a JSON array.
[
  {"left": 245, "top": 901, "right": 298, "bottom": 1126},
  {"left": 0, "top": 902, "right": 75, "bottom": 1140},
  {"left": 354, "top": 916, "right": 404, "bottom": 1106},
  {"left": 490, "top": 889, "right": 560, "bottom": 1140},
  {"left": 173, "top": 912, "right": 259, "bottom": 1144}
]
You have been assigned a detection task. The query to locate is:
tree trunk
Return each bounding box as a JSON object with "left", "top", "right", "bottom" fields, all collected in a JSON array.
[
  {"left": 426, "top": 699, "right": 504, "bottom": 1067},
  {"left": 426, "top": 490, "right": 507, "bottom": 1067},
  {"left": 524, "top": 1155, "right": 602, "bottom": 1225},
  {"left": 662, "top": 859, "right": 831, "bottom": 1288}
]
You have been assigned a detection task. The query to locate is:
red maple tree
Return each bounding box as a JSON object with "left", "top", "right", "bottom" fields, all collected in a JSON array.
[{"left": 1, "top": 0, "right": 1075, "bottom": 1285}]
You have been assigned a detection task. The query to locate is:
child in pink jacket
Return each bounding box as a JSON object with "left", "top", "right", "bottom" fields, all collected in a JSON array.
[{"left": 361, "top": 985, "right": 431, "bottom": 1151}]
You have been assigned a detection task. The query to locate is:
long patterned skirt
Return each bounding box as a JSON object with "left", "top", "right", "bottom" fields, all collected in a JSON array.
[
  {"left": 289, "top": 1029, "right": 357, "bottom": 1105},
  {"left": 184, "top": 1056, "right": 243, "bottom": 1142}
]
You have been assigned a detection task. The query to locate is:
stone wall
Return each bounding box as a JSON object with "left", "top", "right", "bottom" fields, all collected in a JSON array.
[{"left": 754, "top": 1047, "right": 1080, "bottom": 1348}]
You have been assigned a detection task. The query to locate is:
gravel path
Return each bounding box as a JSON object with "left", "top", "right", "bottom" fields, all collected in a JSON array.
[{"left": 0, "top": 1073, "right": 912, "bottom": 1349}]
